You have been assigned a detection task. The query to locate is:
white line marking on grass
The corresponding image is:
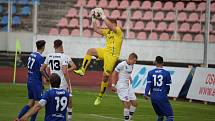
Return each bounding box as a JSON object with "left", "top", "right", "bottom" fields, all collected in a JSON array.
[{"left": 89, "top": 114, "right": 123, "bottom": 120}]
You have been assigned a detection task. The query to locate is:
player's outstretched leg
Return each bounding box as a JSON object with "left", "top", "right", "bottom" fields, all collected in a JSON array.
[
  {"left": 74, "top": 54, "right": 92, "bottom": 76},
  {"left": 157, "top": 115, "right": 164, "bottom": 121},
  {"left": 166, "top": 116, "right": 174, "bottom": 121}
]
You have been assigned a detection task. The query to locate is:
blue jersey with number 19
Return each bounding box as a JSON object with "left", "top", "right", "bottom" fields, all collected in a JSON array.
[{"left": 39, "top": 88, "right": 69, "bottom": 121}]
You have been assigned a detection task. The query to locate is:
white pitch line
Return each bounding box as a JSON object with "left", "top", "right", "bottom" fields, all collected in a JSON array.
[{"left": 89, "top": 114, "right": 123, "bottom": 120}]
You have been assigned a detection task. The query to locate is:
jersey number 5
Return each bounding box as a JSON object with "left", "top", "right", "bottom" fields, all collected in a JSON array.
[
  {"left": 49, "top": 60, "right": 60, "bottom": 70},
  {"left": 153, "top": 75, "right": 163, "bottom": 87},
  {"left": 55, "top": 96, "right": 67, "bottom": 111}
]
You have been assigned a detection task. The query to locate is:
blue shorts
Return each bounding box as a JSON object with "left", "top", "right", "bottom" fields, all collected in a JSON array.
[
  {"left": 27, "top": 81, "right": 43, "bottom": 100},
  {"left": 151, "top": 99, "right": 174, "bottom": 117}
]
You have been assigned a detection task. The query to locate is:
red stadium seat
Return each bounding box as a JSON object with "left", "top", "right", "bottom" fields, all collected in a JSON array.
[
  {"left": 156, "top": 22, "right": 167, "bottom": 32},
  {"left": 60, "top": 28, "right": 69, "bottom": 36},
  {"left": 86, "top": 0, "right": 97, "bottom": 8},
  {"left": 131, "top": 10, "right": 142, "bottom": 20},
  {"left": 71, "top": 29, "right": 80, "bottom": 36},
  {"left": 197, "top": 2, "right": 206, "bottom": 12},
  {"left": 148, "top": 32, "right": 158, "bottom": 40},
  {"left": 159, "top": 33, "right": 170, "bottom": 41},
  {"left": 83, "top": 19, "right": 90, "bottom": 28},
  {"left": 142, "top": 11, "right": 153, "bottom": 21},
  {"left": 199, "top": 13, "right": 205, "bottom": 22},
  {"left": 137, "top": 32, "right": 147, "bottom": 40},
  {"left": 120, "top": 10, "right": 128, "bottom": 19},
  {"left": 83, "top": 9, "right": 89, "bottom": 18},
  {"left": 164, "top": 12, "right": 175, "bottom": 22},
  {"left": 209, "top": 34, "right": 215, "bottom": 42},
  {"left": 110, "top": 10, "right": 121, "bottom": 19},
  {"left": 130, "top": 0, "right": 140, "bottom": 9},
  {"left": 127, "top": 31, "right": 136, "bottom": 39},
  {"left": 171, "top": 33, "right": 181, "bottom": 41},
  {"left": 108, "top": 0, "right": 118, "bottom": 9},
  {"left": 66, "top": 8, "right": 78, "bottom": 18},
  {"left": 177, "top": 12, "right": 187, "bottom": 22},
  {"left": 133, "top": 21, "right": 144, "bottom": 30},
  {"left": 211, "top": 14, "right": 215, "bottom": 23},
  {"left": 182, "top": 33, "right": 193, "bottom": 42},
  {"left": 185, "top": 2, "right": 196, "bottom": 11},
  {"left": 194, "top": 34, "right": 204, "bottom": 42},
  {"left": 152, "top": 1, "right": 162, "bottom": 10},
  {"left": 190, "top": 23, "right": 201, "bottom": 33},
  {"left": 98, "top": 0, "right": 108, "bottom": 8},
  {"left": 57, "top": 18, "right": 68, "bottom": 27},
  {"left": 68, "top": 18, "right": 79, "bottom": 28},
  {"left": 166, "top": 22, "right": 176, "bottom": 32},
  {"left": 179, "top": 23, "right": 190, "bottom": 32},
  {"left": 140, "top": 1, "right": 151, "bottom": 10},
  {"left": 75, "top": 0, "right": 86, "bottom": 7},
  {"left": 175, "top": 2, "right": 185, "bottom": 11},
  {"left": 83, "top": 29, "right": 92, "bottom": 37},
  {"left": 49, "top": 28, "right": 59, "bottom": 35},
  {"left": 145, "top": 21, "right": 155, "bottom": 31},
  {"left": 118, "top": 0, "right": 129, "bottom": 9},
  {"left": 123, "top": 21, "right": 133, "bottom": 30},
  {"left": 187, "top": 13, "right": 199, "bottom": 22},
  {"left": 93, "top": 32, "right": 102, "bottom": 38},
  {"left": 154, "top": 11, "right": 164, "bottom": 21},
  {"left": 211, "top": 3, "right": 215, "bottom": 13},
  {"left": 163, "top": 1, "right": 174, "bottom": 11}
]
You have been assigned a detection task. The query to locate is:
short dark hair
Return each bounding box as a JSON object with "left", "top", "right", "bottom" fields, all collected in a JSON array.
[
  {"left": 36, "top": 40, "right": 46, "bottom": 50},
  {"left": 49, "top": 73, "right": 61, "bottom": 88},
  {"left": 155, "top": 56, "right": 163, "bottom": 64},
  {"left": 54, "top": 39, "right": 62, "bottom": 49},
  {"left": 129, "top": 53, "right": 138, "bottom": 59}
]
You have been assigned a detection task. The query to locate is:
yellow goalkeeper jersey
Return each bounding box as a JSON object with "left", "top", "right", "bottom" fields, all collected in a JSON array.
[{"left": 101, "top": 26, "right": 123, "bottom": 57}]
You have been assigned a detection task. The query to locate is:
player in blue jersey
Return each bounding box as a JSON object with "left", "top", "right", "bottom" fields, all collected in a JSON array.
[
  {"left": 144, "top": 56, "right": 174, "bottom": 121},
  {"left": 19, "top": 73, "right": 70, "bottom": 121},
  {"left": 15, "top": 40, "right": 46, "bottom": 121}
]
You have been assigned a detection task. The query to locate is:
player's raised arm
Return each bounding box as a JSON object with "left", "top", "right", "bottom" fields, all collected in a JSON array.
[{"left": 91, "top": 9, "right": 103, "bottom": 35}]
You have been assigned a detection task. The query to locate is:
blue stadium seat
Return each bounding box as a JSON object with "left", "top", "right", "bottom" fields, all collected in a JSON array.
[
  {"left": 2, "top": 26, "right": 8, "bottom": 32},
  {"left": 17, "top": 0, "right": 29, "bottom": 4},
  {"left": 0, "top": 16, "right": 8, "bottom": 25},
  {"left": 12, "top": 5, "right": 16, "bottom": 14},
  {"left": 32, "top": 0, "right": 40, "bottom": 4},
  {"left": 0, "top": 5, "right": 3, "bottom": 14},
  {"left": 0, "top": 0, "right": 8, "bottom": 4},
  {"left": 20, "top": 6, "right": 31, "bottom": 16},
  {"left": 12, "top": 16, "right": 21, "bottom": 25}
]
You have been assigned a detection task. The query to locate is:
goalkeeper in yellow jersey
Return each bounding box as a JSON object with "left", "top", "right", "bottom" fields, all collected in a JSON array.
[{"left": 74, "top": 8, "right": 123, "bottom": 106}]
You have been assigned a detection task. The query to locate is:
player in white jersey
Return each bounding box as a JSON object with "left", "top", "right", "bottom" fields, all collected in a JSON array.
[
  {"left": 111, "top": 53, "right": 138, "bottom": 121},
  {"left": 40, "top": 39, "right": 76, "bottom": 121}
]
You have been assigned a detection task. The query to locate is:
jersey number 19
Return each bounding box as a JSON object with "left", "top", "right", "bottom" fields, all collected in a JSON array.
[{"left": 55, "top": 96, "right": 67, "bottom": 111}]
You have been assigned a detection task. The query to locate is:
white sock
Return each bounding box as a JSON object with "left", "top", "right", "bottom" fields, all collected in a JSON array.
[
  {"left": 67, "top": 108, "right": 72, "bottom": 121},
  {"left": 129, "top": 105, "right": 136, "bottom": 119},
  {"left": 124, "top": 108, "right": 130, "bottom": 121}
]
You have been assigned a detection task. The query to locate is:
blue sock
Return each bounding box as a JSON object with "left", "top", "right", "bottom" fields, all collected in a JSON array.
[
  {"left": 18, "top": 105, "right": 30, "bottom": 118},
  {"left": 166, "top": 116, "right": 174, "bottom": 121},
  {"left": 30, "top": 112, "right": 38, "bottom": 121},
  {"left": 157, "top": 116, "right": 164, "bottom": 121}
]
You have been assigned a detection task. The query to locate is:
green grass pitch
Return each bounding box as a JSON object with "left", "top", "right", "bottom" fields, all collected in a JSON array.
[{"left": 0, "top": 83, "right": 215, "bottom": 121}]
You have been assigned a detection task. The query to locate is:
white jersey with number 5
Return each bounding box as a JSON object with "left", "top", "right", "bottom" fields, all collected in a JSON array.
[{"left": 44, "top": 53, "right": 69, "bottom": 89}]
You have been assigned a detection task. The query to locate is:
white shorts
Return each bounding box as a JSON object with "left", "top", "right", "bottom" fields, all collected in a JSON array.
[{"left": 116, "top": 85, "right": 136, "bottom": 102}]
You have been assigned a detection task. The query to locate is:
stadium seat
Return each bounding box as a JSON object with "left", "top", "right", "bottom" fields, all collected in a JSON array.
[
  {"left": 68, "top": 18, "right": 79, "bottom": 28},
  {"left": 75, "top": 0, "right": 86, "bottom": 7},
  {"left": 57, "top": 18, "right": 68, "bottom": 27},
  {"left": 166, "top": 22, "right": 176, "bottom": 32},
  {"left": 92, "top": 32, "right": 102, "bottom": 38},
  {"left": 148, "top": 32, "right": 158, "bottom": 40},
  {"left": 211, "top": 14, "right": 215, "bottom": 23},
  {"left": 130, "top": 0, "right": 140, "bottom": 9},
  {"left": 156, "top": 22, "right": 167, "bottom": 32},
  {"left": 171, "top": 33, "right": 181, "bottom": 41},
  {"left": 120, "top": 10, "right": 128, "bottom": 19},
  {"left": 209, "top": 34, "right": 215, "bottom": 42},
  {"left": 185, "top": 2, "right": 196, "bottom": 11},
  {"left": 0, "top": 0, "right": 8, "bottom": 3},
  {"left": 182, "top": 33, "right": 193, "bottom": 42},
  {"left": 187, "top": 13, "right": 199, "bottom": 22},
  {"left": 177, "top": 12, "right": 187, "bottom": 22},
  {"left": 211, "top": 3, "right": 215, "bottom": 13},
  {"left": 164, "top": 12, "right": 175, "bottom": 22},
  {"left": 197, "top": 2, "right": 206, "bottom": 12},
  {"left": 140, "top": 1, "right": 151, "bottom": 10},
  {"left": 159, "top": 33, "right": 170, "bottom": 41},
  {"left": 60, "top": 28, "right": 70, "bottom": 36},
  {"left": 17, "top": 0, "right": 29, "bottom": 4},
  {"left": 83, "top": 29, "right": 92, "bottom": 37},
  {"left": 104, "top": 9, "right": 110, "bottom": 18},
  {"left": 154, "top": 11, "right": 164, "bottom": 21},
  {"left": 194, "top": 34, "right": 204, "bottom": 42},
  {"left": 131, "top": 10, "right": 142, "bottom": 20},
  {"left": 145, "top": 21, "right": 155, "bottom": 31},
  {"left": 201, "top": 24, "right": 213, "bottom": 33},
  {"left": 12, "top": 16, "right": 21, "bottom": 26},
  {"left": 110, "top": 10, "right": 120, "bottom": 19},
  {"left": 175, "top": 2, "right": 185, "bottom": 11},
  {"left": 163, "top": 1, "right": 174, "bottom": 11},
  {"left": 83, "top": 19, "right": 90, "bottom": 28},
  {"left": 108, "top": 0, "right": 118, "bottom": 9},
  {"left": 199, "top": 13, "right": 205, "bottom": 22},
  {"left": 123, "top": 21, "right": 133, "bottom": 30},
  {"left": 0, "top": 5, "right": 3, "bottom": 14},
  {"left": 0, "top": 16, "right": 8, "bottom": 25},
  {"left": 66, "top": 8, "right": 78, "bottom": 18},
  {"left": 20, "top": 6, "right": 31, "bottom": 16},
  {"left": 190, "top": 23, "right": 201, "bottom": 33},
  {"left": 98, "top": 0, "right": 108, "bottom": 8},
  {"left": 118, "top": 0, "right": 129, "bottom": 9},
  {"left": 152, "top": 1, "right": 162, "bottom": 10},
  {"left": 179, "top": 23, "right": 190, "bottom": 32},
  {"left": 133, "top": 21, "right": 144, "bottom": 31},
  {"left": 142, "top": 11, "right": 153, "bottom": 21},
  {"left": 82, "top": 9, "right": 90, "bottom": 18},
  {"left": 137, "top": 32, "right": 147, "bottom": 40},
  {"left": 127, "top": 31, "right": 135, "bottom": 39},
  {"left": 71, "top": 29, "right": 80, "bottom": 36},
  {"left": 49, "top": 28, "right": 59, "bottom": 35},
  {"left": 86, "top": 0, "right": 97, "bottom": 8}
]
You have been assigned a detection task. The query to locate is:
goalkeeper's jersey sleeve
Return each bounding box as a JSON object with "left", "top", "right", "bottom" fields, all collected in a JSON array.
[{"left": 101, "top": 26, "right": 123, "bottom": 57}]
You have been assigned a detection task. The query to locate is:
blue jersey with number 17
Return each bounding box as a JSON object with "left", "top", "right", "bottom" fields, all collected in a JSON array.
[
  {"left": 145, "top": 68, "right": 171, "bottom": 99},
  {"left": 40, "top": 88, "right": 69, "bottom": 121},
  {"left": 27, "top": 52, "right": 44, "bottom": 83}
]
